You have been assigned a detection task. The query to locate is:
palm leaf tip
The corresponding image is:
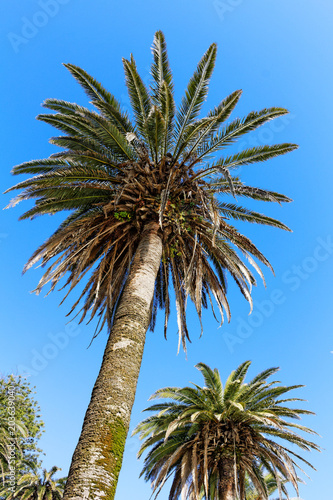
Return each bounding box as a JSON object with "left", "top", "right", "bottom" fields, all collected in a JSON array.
[
  {"left": 173, "top": 42, "right": 217, "bottom": 156},
  {"left": 151, "top": 30, "right": 173, "bottom": 90}
]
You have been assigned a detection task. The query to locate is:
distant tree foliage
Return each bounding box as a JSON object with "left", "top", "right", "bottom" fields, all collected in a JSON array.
[
  {"left": 1, "top": 466, "right": 65, "bottom": 499},
  {"left": 0, "top": 376, "right": 44, "bottom": 489}
]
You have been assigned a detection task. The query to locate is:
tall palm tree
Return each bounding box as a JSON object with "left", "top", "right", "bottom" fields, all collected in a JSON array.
[
  {"left": 6, "top": 31, "right": 297, "bottom": 498},
  {"left": 134, "top": 362, "right": 319, "bottom": 500},
  {"left": 1, "top": 466, "right": 65, "bottom": 499}
]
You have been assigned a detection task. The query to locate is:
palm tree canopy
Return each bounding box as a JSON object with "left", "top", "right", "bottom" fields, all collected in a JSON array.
[
  {"left": 134, "top": 361, "right": 319, "bottom": 499},
  {"left": 6, "top": 31, "right": 297, "bottom": 350},
  {"left": 1, "top": 465, "right": 66, "bottom": 499}
]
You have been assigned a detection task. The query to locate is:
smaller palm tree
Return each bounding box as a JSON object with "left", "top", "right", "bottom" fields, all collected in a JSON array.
[
  {"left": 134, "top": 362, "right": 319, "bottom": 500},
  {"left": 1, "top": 465, "right": 66, "bottom": 499}
]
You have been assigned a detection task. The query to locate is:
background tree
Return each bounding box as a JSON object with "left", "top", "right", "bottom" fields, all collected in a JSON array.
[
  {"left": 0, "top": 376, "right": 44, "bottom": 489},
  {"left": 6, "top": 31, "right": 297, "bottom": 498},
  {"left": 0, "top": 392, "right": 26, "bottom": 488},
  {"left": 0, "top": 466, "right": 66, "bottom": 499},
  {"left": 242, "top": 472, "right": 288, "bottom": 500},
  {"left": 134, "top": 362, "right": 319, "bottom": 500},
  {"left": 198, "top": 470, "right": 289, "bottom": 499}
]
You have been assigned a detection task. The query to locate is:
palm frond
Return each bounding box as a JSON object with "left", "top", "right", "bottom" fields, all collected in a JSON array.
[
  {"left": 204, "top": 143, "right": 298, "bottom": 177},
  {"left": 146, "top": 105, "right": 166, "bottom": 163},
  {"left": 123, "top": 54, "right": 152, "bottom": 141},
  {"left": 150, "top": 30, "right": 174, "bottom": 101},
  {"left": 173, "top": 43, "right": 217, "bottom": 158},
  {"left": 193, "top": 108, "right": 291, "bottom": 165},
  {"left": 180, "top": 89, "right": 243, "bottom": 163}
]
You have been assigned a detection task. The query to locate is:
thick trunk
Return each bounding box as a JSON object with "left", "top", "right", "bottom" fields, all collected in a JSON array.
[
  {"left": 218, "top": 458, "right": 237, "bottom": 500},
  {"left": 63, "top": 222, "right": 163, "bottom": 499}
]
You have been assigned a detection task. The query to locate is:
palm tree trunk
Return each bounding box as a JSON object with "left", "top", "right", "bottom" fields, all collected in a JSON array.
[
  {"left": 218, "top": 458, "right": 237, "bottom": 500},
  {"left": 63, "top": 222, "right": 163, "bottom": 500}
]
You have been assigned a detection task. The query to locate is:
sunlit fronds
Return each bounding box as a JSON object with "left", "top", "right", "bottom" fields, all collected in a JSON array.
[
  {"left": 123, "top": 55, "right": 152, "bottom": 141},
  {"left": 193, "top": 108, "right": 290, "bottom": 165},
  {"left": 151, "top": 31, "right": 174, "bottom": 101},
  {"left": 174, "top": 43, "right": 217, "bottom": 157},
  {"left": 204, "top": 143, "right": 298, "bottom": 177}
]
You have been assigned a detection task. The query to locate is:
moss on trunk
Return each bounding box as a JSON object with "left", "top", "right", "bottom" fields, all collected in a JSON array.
[{"left": 94, "top": 418, "right": 127, "bottom": 499}]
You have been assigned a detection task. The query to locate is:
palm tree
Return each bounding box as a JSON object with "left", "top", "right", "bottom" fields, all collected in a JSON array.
[
  {"left": 6, "top": 31, "right": 297, "bottom": 498},
  {"left": 134, "top": 362, "right": 319, "bottom": 500},
  {"left": 0, "top": 466, "right": 65, "bottom": 499}
]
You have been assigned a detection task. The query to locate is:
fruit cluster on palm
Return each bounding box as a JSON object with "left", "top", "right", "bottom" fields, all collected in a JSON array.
[
  {"left": 7, "top": 31, "right": 299, "bottom": 498},
  {"left": 135, "top": 362, "right": 319, "bottom": 500}
]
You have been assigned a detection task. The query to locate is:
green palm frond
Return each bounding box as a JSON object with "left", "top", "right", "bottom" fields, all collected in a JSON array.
[
  {"left": 193, "top": 107, "right": 291, "bottom": 166},
  {"left": 148, "top": 31, "right": 176, "bottom": 155},
  {"left": 146, "top": 105, "right": 166, "bottom": 163},
  {"left": 207, "top": 179, "right": 292, "bottom": 204},
  {"left": 203, "top": 143, "right": 298, "bottom": 178},
  {"left": 173, "top": 43, "right": 217, "bottom": 158},
  {"left": 38, "top": 110, "right": 135, "bottom": 161},
  {"left": 123, "top": 54, "right": 152, "bottom": 142},
  {"left": 151, "top": 30, "right": 174, "bottom": 101},
  {"left": 63, "top": 63, "right": 133, "bottom": 133},
  {"left": 64, "top": 63, "right": 117, "bottom": 103},
  {"left": 217, "top": 202, "right": 291, "bottom": 230},
  {"left": 10, "top": 158, "right": 69, "bottom": 175},
  {"left": 179, "top": 89, "right": 243, "bottom": 165},
  {"left": 160, "top": 80, "right": 175, "bottom": 156}
]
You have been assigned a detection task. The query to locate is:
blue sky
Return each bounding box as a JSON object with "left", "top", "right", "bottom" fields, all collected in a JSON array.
[{"left": 1, "top": 0, "right": 333, "bottom": 498}]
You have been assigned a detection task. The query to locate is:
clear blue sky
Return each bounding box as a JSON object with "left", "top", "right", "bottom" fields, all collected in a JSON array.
[{"left": 2, "top": 1, "right": 333, "bottom": 498}]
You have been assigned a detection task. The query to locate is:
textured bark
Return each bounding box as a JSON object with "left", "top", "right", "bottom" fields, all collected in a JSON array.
[
  {"left": 63, "top": 222, "right": 163, "bottom": 499},
  {"left": 218, "top": 458, "right": 237, "bottom": 500}
]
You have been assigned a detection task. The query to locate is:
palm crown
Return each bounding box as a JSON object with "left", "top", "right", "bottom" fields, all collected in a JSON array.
[
  {"left": 6, "top": 31, "right": 296, "bottom": 350},
  {"left": 134, "top": 362, "right": 319, "bottom": 500}
]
